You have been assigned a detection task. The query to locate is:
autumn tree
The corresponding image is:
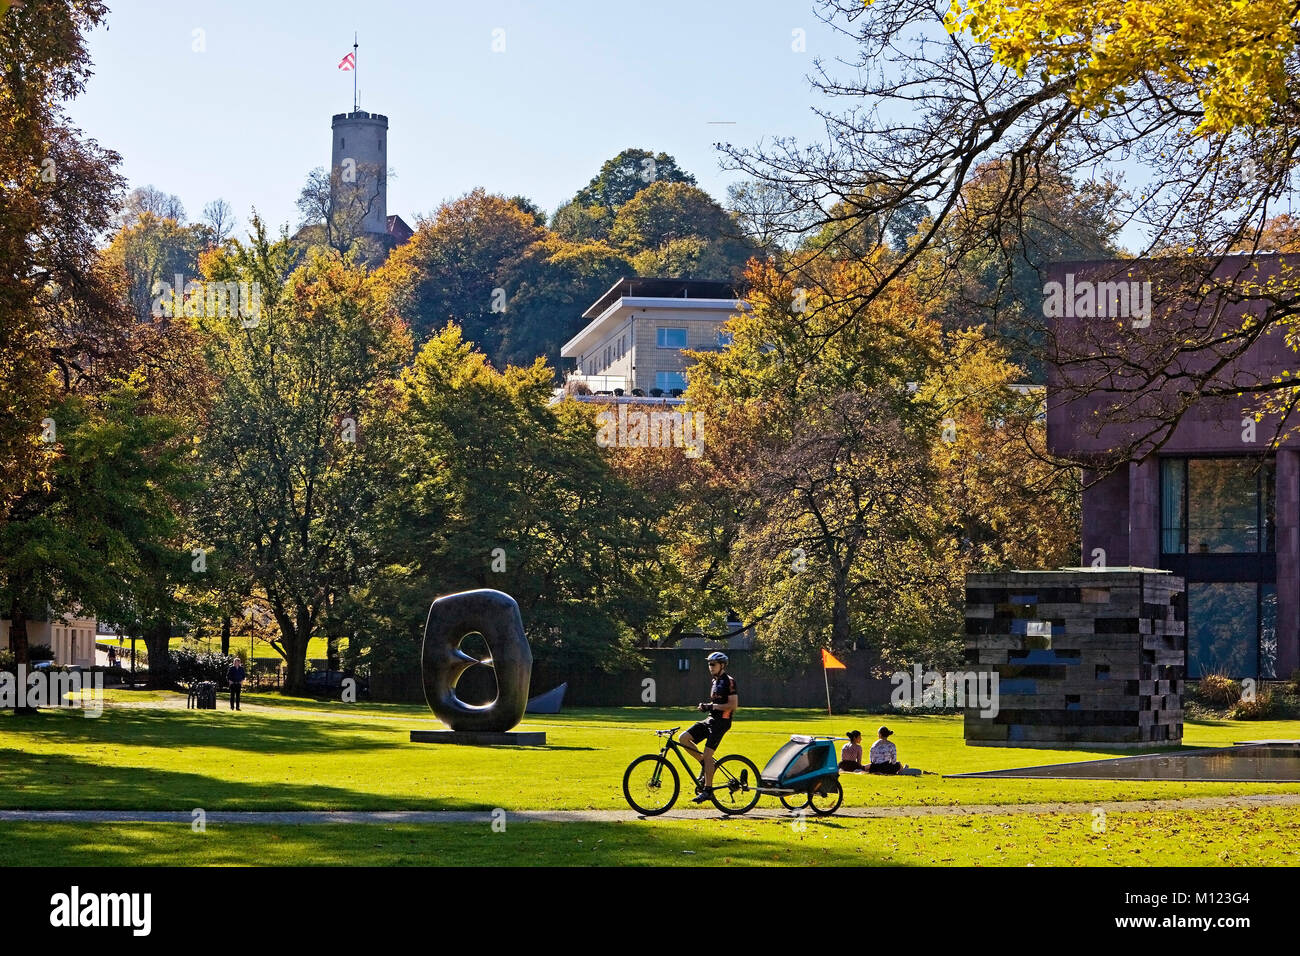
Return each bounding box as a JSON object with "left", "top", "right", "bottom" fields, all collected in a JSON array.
[
  {"left": 371, "top": 188, "right": 544, "bottom": 352},
  {"left": 351, "top": 325, "right": 662, "bottom": 678},
  {"left": 196, "top": 228, "right": 411, "bottom": 694},
  {"left": 721, "top": 0, "right": 1300, "bottom": 457},
  {"left": 610, "top": 181, "right": 756, "bottom": 280}
]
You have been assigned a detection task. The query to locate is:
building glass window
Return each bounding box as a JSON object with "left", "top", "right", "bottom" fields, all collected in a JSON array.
[
  {"left": 1161, "top": 457, "right": 1274, "bottom": 554},
  {"left": 1188, "top": 458, "right": 1264, "bottom": 552},
  {"left": 655, "top": 371, "right": 687, "bottom": 392},
  {"left": 1187, "top": 582, "right": 1257, "bottom": 677},
  {"left": 1261, "top": 584, "right": 1277, "bottom": 679},
  {"left": 656, "top": 328, "right": 687, "bottom": 349},
  {"left": 1160, "top": 459, "right": 1185, "bottom": 554}
]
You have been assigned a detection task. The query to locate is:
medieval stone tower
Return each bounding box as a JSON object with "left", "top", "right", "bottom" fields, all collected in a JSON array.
[{"left": 330, "top": 110, "right": 388, "bottom": 237}]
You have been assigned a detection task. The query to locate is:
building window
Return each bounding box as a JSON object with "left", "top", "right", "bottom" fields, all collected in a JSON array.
[
  {"left": 657, "top": 328, "right": 687, "bottom": 349},
  {"left": 717, "top": 330, "right": 734, "bottom": 347},
  {"left": 1160, "top": 458, "right": 1185, "bottom": 553},
  {"left": 1187, "top": 582, "right": 1276, "bottom": 678},
  {"left": 656, "top": 371, "right": 687, "bottom": 392},
  {"left": 1160, "top": 457, "right": 1275, "bottom": 554}
]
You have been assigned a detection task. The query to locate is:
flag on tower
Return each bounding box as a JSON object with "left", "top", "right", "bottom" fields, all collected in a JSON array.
[{"left": 338, "top": 52, "right": 355, "bottom": 70}]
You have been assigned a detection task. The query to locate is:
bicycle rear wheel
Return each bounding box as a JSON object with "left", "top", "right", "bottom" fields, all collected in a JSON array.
[
  {"left": 709, "top": 755, "right": 762, "bottom": 815},
  {"left": 808, "top": 777, "right": 843, "bottom": 815},
  {"left": 623, "top": 755, "right": 680, "bottom": 816}
]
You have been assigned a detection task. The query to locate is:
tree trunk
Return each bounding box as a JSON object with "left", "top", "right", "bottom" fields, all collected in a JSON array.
[
  {"left": 7, "top": 602, "right": 36, "bottom": 715},
  {"left": 326, "top": 634, "right": 339, "bottom": 671},
  {"left": 831, "top": 579, "right": 852, "bottom": 651},
  {"left": 274, "top": 604, "right": 315, "bottom": 696},
  {"left": 220, "top": 615, "right": 231, "bottom": 655},
  {"left": 143, "top": 618, "right": 173, "bottom": 689}
]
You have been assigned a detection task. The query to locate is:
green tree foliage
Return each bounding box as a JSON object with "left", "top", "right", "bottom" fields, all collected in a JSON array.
[
  {"left": 195, "top": 227, "right": 412, "bottom": 694},
  {"left": 353, "top": 325, "right": 661, "bottom": 677},
  {"left": 610, "top": 181, "right": 756, "bottom": 280},
  {"left": 571, "top": 148, "right": 696, "bottom": 215},
  {"left": 0, "top": 378, "right": 195, "bottom": 703},
  {"left": 372, "top": 188, "right": 544, "bottom": 352},
  {"left": 495, "top": 236, "right": 633, "bottom": 369}
]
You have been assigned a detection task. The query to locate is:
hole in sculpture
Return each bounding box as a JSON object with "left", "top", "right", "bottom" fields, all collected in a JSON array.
[{"left": 456, "top": 631, "right": 498, "bottom": 707}]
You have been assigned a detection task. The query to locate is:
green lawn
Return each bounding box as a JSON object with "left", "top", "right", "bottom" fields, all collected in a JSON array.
[
  {"left": 3, "top": 701, "right": 1298, "bottom": 864},
  {"left": 0, "top": 805, "right": 1295, "bottom": 866},
  {"left": 4, "top": 702, "right": 1300, "bottom": 812}
]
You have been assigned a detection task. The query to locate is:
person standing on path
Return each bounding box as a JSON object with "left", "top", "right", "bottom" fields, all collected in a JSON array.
[{"left": 227, "top": 658, "right": 246, "bottom": 710}]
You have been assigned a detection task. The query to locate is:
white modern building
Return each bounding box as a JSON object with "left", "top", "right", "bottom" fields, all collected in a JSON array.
[{"left": 561, "top": 278, "right": 744, "bottom": 396}]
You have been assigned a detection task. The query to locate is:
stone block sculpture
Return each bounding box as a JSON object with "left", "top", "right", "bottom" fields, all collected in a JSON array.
[{"left": 964, "top": 568, "right": 1185, "bottom": 748}]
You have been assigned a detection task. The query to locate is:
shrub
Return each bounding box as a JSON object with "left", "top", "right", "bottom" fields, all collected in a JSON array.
[
  {"left": 1229, "top": 685, "right": 1279, "bottom": 720},
  {"left": 0, "top": 646, "right": 57, "bottom": 673},
  {"left": 168, "top": 644, "right": 238, "bottom": 685},
  {"left": 1196, "top": 673, "right": 1241, "bottom": 708},
  {"left": 1290, "top": 669, "right": 1300, "bottom": 696}
]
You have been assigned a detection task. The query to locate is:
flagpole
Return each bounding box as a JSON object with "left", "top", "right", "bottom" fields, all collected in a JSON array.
[
  {"left": 823, "top": 663, "right": 832, "bottom": 716},
  {"left": 353, "top": 33, "right": 358, "bottom": 112}
]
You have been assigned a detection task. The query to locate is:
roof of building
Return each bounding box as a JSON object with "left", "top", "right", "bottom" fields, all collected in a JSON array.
[
  {"left": 582, "top": 277, "right": 744, "bottom": 320},
  {"left": 387, "top": 214, "right": 414, "bottom": 245}
]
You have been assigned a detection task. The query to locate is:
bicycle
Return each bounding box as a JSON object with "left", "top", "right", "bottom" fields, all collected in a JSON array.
[{"left": 622, "top": 726, "right": 762, "bottom": 816}]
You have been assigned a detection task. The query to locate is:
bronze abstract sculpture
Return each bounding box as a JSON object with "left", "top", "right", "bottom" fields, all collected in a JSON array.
[{"left": 420, "top": 589, "right": 533, "bottom": 733}]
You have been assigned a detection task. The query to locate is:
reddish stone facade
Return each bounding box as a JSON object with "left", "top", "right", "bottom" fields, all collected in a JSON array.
[{"left": 1046, "top": 256, "right": 1299, "bottom": 679}]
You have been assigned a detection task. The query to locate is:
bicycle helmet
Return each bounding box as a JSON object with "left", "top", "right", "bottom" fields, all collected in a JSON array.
[{"left": 706, "top": 652, "right": 728, "bottom": 664}]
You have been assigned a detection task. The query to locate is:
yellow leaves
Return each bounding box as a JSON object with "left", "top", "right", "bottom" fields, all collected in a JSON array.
[{"left": 946, "top": 0, "right": 1300, "bottom": 134}]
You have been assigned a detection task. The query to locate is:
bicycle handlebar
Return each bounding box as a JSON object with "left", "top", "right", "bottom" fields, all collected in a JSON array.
[{"left": 655, "top": 727, "right": 682, "bottom": 737}]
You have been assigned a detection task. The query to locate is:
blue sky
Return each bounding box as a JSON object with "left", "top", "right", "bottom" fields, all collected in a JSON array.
[{"left": 68, "top": 0, "right": 862, "bottom": 236}]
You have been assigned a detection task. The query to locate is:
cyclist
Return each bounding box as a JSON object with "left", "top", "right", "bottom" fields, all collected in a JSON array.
[{"left": 679, "top": 651, "right": 739, "bottom": 803}]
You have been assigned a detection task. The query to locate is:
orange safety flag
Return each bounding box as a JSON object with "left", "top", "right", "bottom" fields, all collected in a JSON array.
[{"left": 821, "top": 649, "right": 847, "bottom": 669}]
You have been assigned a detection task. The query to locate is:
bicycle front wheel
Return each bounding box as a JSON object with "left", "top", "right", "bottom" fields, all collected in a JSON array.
[
  {"left": 709, "top": 755, "right": 762, "bottom": 815},
  {"left": 623, "top": 754, "right": 680, "bottom": 816}
]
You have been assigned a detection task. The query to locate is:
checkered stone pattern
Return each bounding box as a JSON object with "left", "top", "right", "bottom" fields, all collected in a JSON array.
[{"left": 963, "top": 569, "right": 1185, "bottom": 749}]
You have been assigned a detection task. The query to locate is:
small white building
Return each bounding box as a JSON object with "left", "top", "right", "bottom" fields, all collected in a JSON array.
[
  {"left": 561, "top": 277, "right": 744, "bottom": 396},
  {"left": 0, "top": 614, "right": 98, "bottom": 667}
]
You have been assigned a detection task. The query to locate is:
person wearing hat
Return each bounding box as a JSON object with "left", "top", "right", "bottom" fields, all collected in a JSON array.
[
  {"left": 680, "top": 651, "right": 739, "bottom": 802},
  {"left": 838, "top": 729, "right": 870, "bottom": 773},
  {"left": 867, "top": 725, "right": 906, "bottom": 774}
]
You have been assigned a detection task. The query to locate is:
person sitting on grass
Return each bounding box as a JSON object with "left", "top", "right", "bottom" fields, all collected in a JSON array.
[
  {"left": 838, "top": 729, "right": 870, "bottom": 773},
  {"left": 867, "top": 725, "right": 909, "bottom": 775}
]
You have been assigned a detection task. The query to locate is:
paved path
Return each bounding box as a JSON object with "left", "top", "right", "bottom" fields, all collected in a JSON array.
[{"left": 3, "top": 792, "right": 1299, "bottom": 825}]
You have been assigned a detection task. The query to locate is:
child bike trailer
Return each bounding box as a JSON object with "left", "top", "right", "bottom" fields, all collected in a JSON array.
[{"left": 758, "top": 734, "right": 844, "bottom": 815}]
